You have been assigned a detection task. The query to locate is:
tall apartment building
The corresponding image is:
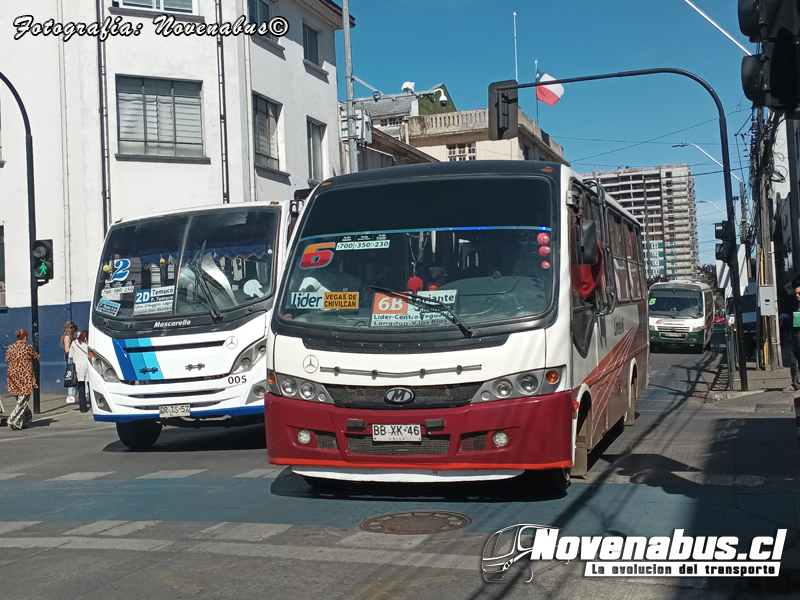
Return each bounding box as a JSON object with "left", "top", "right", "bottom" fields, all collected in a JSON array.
[
  {"left": 0, "top": 0, "right": 347, "bottom": 390},
  {"left": 579, "top": 165, "right": 699, "bottom": 280}
]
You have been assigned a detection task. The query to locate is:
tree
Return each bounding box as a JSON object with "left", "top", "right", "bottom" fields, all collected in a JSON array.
[{"left": 697, "top": 263, "right": 724, "bottom": 311}]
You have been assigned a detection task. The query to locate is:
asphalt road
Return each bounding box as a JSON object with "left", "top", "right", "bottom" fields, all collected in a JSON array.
[{"left": 0, "top": 335, "right": 797, "bottom": 599}]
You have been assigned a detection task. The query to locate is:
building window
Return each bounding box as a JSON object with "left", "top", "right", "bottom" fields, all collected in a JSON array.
[
  {"left": 117, "top": 76, "right": 204, "bottom": 157},
  {"left": 248, "top": 0, "right": 274, "bottom": 39},
  {"left": 379, "top": 117, "right": 402, "bottom": 127},
  {"left": 0, "top": 226, "right": 4, "bottom": 307},
  {"left": 253, "top": 95, "right": 279, "bottom": 170},
  {"left": 307, "top": 119, "right": 325, "bottom": 183},
  {"left": 447, "top": 142, "right": 476, "bottom": 161},
  {"left": 303, "top": 23, "right": 320, "bottom": 66},
  {"left": 118, "top": 0, "right": 196, "bottom": 14}
]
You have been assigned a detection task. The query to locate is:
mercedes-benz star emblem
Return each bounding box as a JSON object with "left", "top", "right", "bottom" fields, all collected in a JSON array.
[
  {"left": 384, "top": 387, "right": 415, "bottom": 405},
  {"left": 303, "top": 355, "right": 319, "bottom": 374},
  {"left": 225, "top": 336, "right": 238, "bottom": 350}
]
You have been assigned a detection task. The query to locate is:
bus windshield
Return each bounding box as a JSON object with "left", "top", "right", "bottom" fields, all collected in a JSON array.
[
  {"left": 94, "top": 208, "right": 278, "bottom": 320},
  {"left": 649, "top": 289, "right": 703, "bottom": 318},
  {"left": 278, "top": 176, "right": 556, "bottom": 333}
]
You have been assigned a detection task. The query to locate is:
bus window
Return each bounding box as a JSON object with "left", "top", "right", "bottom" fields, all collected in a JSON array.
[
  {"left": 627, "top": 222, "right": 642, "bottom": 299},
  {"left": 609, "top": 213, "right": 630, "bottom": 302}
]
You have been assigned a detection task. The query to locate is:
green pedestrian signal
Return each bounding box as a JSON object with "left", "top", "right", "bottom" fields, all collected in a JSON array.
[{"left": 31, "top": 239, "right": 54, "bottom": 284}]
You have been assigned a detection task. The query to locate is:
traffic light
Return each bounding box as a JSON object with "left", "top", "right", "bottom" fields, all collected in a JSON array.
[
  {"left": 31, "top": 239, "right": 53, "bottom": 284},
  {"left": 488, "top": 80, "right": 519, "bottom": 141},
  {"left": 715, "top": 221, "right": 735, "bottom": 264},
  {"left": 739, "top": 0, "right": 800, "bottom": 114}
]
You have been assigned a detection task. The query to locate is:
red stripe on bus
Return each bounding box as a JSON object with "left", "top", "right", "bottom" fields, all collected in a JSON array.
[{"left": 268, "top": 458, "right": 573, "bottom": 471}]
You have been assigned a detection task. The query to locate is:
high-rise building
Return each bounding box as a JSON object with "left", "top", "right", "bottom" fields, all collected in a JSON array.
[{"left": 579, "top": 165, "right": 699, "bottom": 280}]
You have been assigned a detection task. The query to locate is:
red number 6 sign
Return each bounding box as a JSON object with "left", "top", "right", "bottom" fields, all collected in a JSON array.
[{"left": 300, "top": 242, "right": 335, "bottom": 269}]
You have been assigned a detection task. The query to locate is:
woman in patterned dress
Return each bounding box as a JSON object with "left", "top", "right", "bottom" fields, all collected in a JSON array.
[{"left": 6, "top": 329, "right": 38, "bottom": 430}]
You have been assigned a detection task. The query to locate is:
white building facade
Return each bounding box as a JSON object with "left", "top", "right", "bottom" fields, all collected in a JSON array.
[{"left": 0, "top": 0, "right": 346, "bottom": 391}]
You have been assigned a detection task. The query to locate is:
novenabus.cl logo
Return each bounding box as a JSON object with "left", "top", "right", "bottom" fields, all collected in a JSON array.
[{"left": 482, "top": 524, "right": 567, "bottom": 582}]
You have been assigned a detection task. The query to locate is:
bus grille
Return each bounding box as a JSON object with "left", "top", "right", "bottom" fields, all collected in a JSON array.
[
  {"left": 314, "top": 431, "right": 338, "bottom": 450},
  {"left": 459, "top": 432, "right": 487, "bottom": 451},
  {"left": 327, "top": 384, "right": 480, "bottom": 410},
  {"left": 346, "top": 434, "right": 450, "bottom": 455}
]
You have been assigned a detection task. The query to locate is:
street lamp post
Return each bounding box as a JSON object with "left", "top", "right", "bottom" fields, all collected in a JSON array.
[
  {"left": 697, "top": 200, "right": 728, "bottom": 216},
  {"left": 0, "top": 71, "right": 41, "bottom": 414},
  {"left": 673, "top": 143, "right": 742, "bottom": 183}
]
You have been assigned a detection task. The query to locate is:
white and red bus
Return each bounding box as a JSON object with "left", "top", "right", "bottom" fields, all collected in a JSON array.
[{"left": 264, "top": 161, "right": 648, "bottom": 490}]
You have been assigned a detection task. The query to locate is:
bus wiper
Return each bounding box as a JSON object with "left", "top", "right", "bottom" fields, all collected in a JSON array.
[
  {"left": 371, "top": 285, "right": 473, "bottom": 339},
  {"left": 189, "top": 242, "right": 223, "bottom": 322}
]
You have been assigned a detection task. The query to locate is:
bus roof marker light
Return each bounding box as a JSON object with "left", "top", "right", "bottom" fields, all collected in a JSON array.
[{"left": 541, "top": 167, "right": 554, "bottom": 173}]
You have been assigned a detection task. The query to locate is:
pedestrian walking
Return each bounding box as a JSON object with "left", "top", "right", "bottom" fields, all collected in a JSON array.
[
  {"left": 5, "top": 329, "right": 38, "bottom": 430},
  {"left": 785, "top": 285, "right": 800, "bottom": 392},
  {"left": 61, "top": 321, "right": 78, "bottom": 404},
  {"left": 68, "top": 330, "right": 90, "bottom": 413}
]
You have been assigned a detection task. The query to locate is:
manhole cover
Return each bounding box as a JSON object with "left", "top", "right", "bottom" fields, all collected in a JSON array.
[{"left": 359, "top": 511, "right": 471, "bottom": 535}]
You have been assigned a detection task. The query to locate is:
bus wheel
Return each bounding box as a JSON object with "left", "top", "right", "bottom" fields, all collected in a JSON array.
[
  {"left": 116, "top": 420, "right": 162, "bottom": 450},
  {"left": 625, "top": 375, "right": 637, "bottom": 426},
  {"left": 542, "top": 467, "right": 571, "bottom": 493}
]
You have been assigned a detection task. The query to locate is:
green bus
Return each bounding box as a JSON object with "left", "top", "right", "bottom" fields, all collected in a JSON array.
[{"left": 648, "top": 282, "right": 714, "bottom": 352}]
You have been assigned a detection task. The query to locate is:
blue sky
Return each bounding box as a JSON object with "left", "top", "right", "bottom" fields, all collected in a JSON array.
[{"left": 335, "top": 0, "right": 756, "bottom": 266}]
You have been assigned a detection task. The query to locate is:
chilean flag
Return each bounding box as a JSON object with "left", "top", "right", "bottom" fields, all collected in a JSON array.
[{"left": 536, "top": 73, "right": 564, "bottom": 106}]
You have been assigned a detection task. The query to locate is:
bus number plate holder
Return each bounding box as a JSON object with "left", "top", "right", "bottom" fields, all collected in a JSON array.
[
  {"left": 662, "top": 332, "right": 683, "bottom": 338},
  {"left": 159, "top": 404, "right": 190, "bottom": 418},
  {"left": 372, "top": 424, "right": 422, "bottom": 443}
]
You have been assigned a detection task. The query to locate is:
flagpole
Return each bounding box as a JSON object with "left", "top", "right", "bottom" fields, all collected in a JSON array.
[
  {"left": 535, "top": 59, "right": 539, "bottom": 123},
  {"left": 513, "top": 12, "right": 518, "bottom": 82}
]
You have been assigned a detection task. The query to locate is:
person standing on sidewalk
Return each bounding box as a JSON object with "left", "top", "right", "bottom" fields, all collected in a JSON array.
[
  {"left": 785, "top": 285, "right": 800, "bottom": 391},
  {"left": 68, "top": 330, "right": 90, "bottom": 413},
  {"left": 5, "top": 329, "right": 38, "bottom": 430},
  {"left": 61, "top": 321, "right": 78, "bottom": 404}
]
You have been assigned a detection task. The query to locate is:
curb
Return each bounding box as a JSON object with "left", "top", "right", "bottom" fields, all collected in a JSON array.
[{"left": 706, "top": 390, "right": 763, "bottom": 403}]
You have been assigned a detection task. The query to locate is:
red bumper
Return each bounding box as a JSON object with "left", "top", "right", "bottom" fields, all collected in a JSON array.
[{"left": 265, "top": 391, "right": 573, "bottom": 471}]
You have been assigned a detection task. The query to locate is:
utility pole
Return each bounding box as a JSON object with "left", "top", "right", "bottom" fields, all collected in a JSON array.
[
  {"left": 342, "top": 0, "right": 358, "bottom": 174},
  {"left": 754, "top": 108, "right": 782, "bottom": 369}
]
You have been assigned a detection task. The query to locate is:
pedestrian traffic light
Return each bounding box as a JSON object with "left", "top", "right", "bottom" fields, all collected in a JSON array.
[
  {"left": 739, "top": 0, "right": 800, "bottom": 114},
  {"left": 714, "top": 221, "right": 735, "bottom": 264},
  {"left": 488, "top": 80, "right": 519, "bottom": 141},
  {"left": 31, "top": 239, "right": 53, "bottom": 283}
]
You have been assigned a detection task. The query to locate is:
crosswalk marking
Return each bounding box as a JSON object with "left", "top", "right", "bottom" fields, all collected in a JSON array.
[
  {"left": 100, "top": 521, "right": 159, "bottom": 537},
  {"left": 213, "top": 523, "right": 291, "bottom": 542},
  {"left": 48, "top": 472, "right": 114, "bottom": 481},
  {"left": 136, "top": 470, "right": 206, "bottom": 479},
  {"left": 233, "top": 469, "right": 280, "bottom": 478},
  {"left": 0, "top": 522, "right": 40, "bottom": 535},
  {"left": 64, "top": 521, "right": 129, "bottom": 536},
  {"left": 0, "top": 474, "right": 23, "bottom": 481},
  {"left": 338, "top": 531, "right": 428, "bottom": 549}
]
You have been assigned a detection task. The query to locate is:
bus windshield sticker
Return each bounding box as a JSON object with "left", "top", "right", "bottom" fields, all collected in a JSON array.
[
  {"left": 324, "top": 292, "right": 358, "bottom": 309},
  {"left": 371, "top": 290, "right": 457, "bottom": 327},
  {"left": 300, "top": 242, "right": 335, "bottom": 269},
  {"left": 290, "top": 291, "right": 325, "bottom": 309},
  {"left": 151, "top": 285, "right": 175, "bottom": 298},
  {"left": 133, "top": 299, "right": 173, "bottom": 316},
  {"left": 335, "top": 237, "right": 390, "bottom": 251},
  {"left": 111, "top": 259, "right": 131, "bottom": 282},
  {"left": 649, "top": 298, "right": 656, "bottom": 305},
  {"left": 96, "top": 299, "right": 121, "bottom": 317},
  {"left": 101, "top": 281, "right": 135, "bottom": 297}
]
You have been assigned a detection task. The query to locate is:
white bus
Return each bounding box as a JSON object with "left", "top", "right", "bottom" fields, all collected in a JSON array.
[
  {"left": 648, "top": 281, "right": 714, "bottom": 352},
  {"left": 264, "top": 161, "right": 649, "bottom": 490},
  {"left": 88, "top": 200, "right": 301, "bottom": 449}
]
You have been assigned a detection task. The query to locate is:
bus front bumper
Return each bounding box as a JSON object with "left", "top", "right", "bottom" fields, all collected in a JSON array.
[
  {"left": 649, "top": 330, "right": 704, "bottom": 345},
  {"left": 264, "top": 391, "right": 573, "bottom": 477}
]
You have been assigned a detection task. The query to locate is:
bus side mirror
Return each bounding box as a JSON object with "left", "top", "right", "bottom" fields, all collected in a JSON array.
[{"left": 579, "top": 220, "right": 599, "bottom": 265}]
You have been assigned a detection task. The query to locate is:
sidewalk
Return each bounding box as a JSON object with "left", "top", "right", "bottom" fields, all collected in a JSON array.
[{"left": 0, "top": 392, "right": 79, "bottom": 425}]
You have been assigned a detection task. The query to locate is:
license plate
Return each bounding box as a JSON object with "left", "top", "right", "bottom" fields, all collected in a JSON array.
[
  {"left": 372, "top": 424, "right": 422, "bottom": 442},
  {"left": 159, "top": 404, "right": 190, "bottom": 418},
  {"left": 662, "top": 332, "right": 684, "bottom": 338}
]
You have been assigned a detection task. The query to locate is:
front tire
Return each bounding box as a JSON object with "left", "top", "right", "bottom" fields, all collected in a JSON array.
[
  {"left": 542, "top": 467, "right": 571, "bottom": 493},
  {"left": 116, "top": 420, "right": 162, "bottom": 450}
]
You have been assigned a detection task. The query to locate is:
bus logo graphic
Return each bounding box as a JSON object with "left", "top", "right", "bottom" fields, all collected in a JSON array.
[
  {"left": 482, "top": 524, "right": 566, "bottom": 583},
  {"left": 384, "top": 387, "right": 415, "bottom": 405}
]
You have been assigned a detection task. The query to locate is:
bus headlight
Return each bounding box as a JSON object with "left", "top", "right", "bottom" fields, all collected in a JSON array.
[
  {"left": 475, "top": 367, "right": 565, "bottom": 402},
  {"left": 649, "top": 324, "right": 657, "bottom": 331},
  {"left": 299, "top": 382, "right": 316, "bottom": 399},
  {"left": 273, "top": 373, "right": 333, "bottom": 403},
  {"left": 691, "top": 326, "right": 705, "bottom": 332},
  {"left": 231, "top": 337, "right": 268, "bottom": 374},
  {"left": 88, "top": 349, "right": 120, "bottom": 383},
  {"left": 281, "top": 377, "right": 297, "bottom": 396}
]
